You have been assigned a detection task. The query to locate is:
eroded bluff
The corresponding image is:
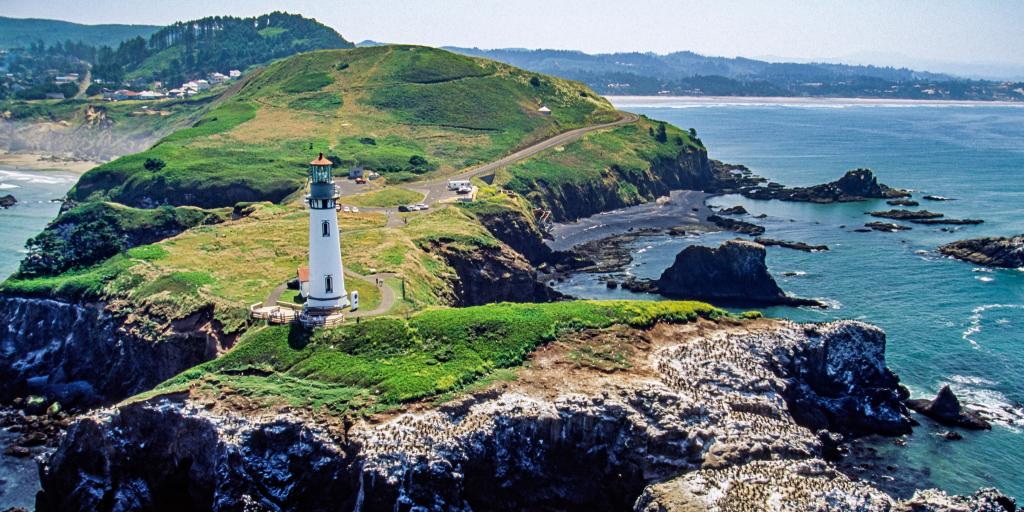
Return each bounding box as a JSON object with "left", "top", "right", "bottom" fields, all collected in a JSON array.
[{"left": 38, "top": 320, "right": 1014, "bottom": 511}]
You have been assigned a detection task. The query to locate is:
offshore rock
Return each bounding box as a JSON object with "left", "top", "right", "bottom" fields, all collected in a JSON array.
[
  {"left": 742, "top": 169, "right": 909, "bottom": 203},
  {"left": 0, "top": 194, "right": 16, "bottom": 208},
  {"left": 938, "top": 234, "right": 1024, "bottom": 268},
  {"left": 869, "top": 209, "right": 944, "bottom": 220},
  {"left": 906, "top": 385, "right": 992, "bottom": 430},
  {"left": 654, "top": 240, "right": 823, "bottom": 307},
  {"left": 754, "top": 237, "right": 829, "bottom": 252},
  {"left": 35, "top": 319, "right": 966, "bottom": 511},
  {"left": 707, "top": 214, "right": 765, "bottom": 235}
]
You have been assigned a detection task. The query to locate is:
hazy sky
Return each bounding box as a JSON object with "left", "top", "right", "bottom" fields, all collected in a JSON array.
[{"left": 3, "top": 0, "right": 1023, "bottom": 74}]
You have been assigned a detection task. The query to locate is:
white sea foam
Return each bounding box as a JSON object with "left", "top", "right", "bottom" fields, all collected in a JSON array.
[
  {"left": 0, "top": 183, "right": 18, "bottom": 190},
  {"left": 945, "top": 375, "right": 1024, "bottom": 432},
  {"left": 975, "top": 276, "right": 995, "bottom": 282},
  {"left": 0, "top": 170, "right": 75, "bottom": 185},
  {"left": 962, "top": 304, "right": 1024, "bottom": 349}
]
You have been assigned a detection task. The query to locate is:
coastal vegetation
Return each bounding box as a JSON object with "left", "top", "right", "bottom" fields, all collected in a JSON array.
[{"left": 152, "top": 300, "right": 724, "bottom": 413}]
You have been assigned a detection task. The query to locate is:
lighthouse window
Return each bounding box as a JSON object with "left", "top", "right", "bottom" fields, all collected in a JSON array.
[
  {"left": 325, "top": 275, "right": 333, "bottom": 293},
  {"left": 322, "top": 220, "right": 330, "bottom": 237}
]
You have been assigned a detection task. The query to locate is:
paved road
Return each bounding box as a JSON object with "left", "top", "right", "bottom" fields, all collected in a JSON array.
[{"left": 336, "top": 111, "right": 640, "bottom": 209}]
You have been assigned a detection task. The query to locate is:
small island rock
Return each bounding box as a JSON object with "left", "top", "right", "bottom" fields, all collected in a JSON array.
[
  {"left": 0, "top": 194, "right": 16, "bottom": 209},
  {"left": 906, "top": 385, "right": 991, "bottom": 430},
  {"left": 742, "top": 169, "right": 909, "bottom": 203},
  {"left": 938, "top": 234, "right": 1024, "bottom": 268}
]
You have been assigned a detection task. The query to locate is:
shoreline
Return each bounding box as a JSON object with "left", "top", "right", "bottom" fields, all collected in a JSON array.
[
  {"left": 608, "top": 95, "right": 1024, "bottom": 108},
  {"left": 0, "top": 152, "right": 99, "bottom": 174}
]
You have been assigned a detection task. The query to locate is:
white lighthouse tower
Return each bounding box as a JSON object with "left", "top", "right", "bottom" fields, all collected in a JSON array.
[{"left": 304, "top": 153, "right": 348, "bottom": 314}]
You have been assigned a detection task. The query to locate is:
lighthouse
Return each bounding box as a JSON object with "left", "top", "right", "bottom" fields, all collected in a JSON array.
[{"left": 304, "top": 153, "right": 348, "bottom": 312}]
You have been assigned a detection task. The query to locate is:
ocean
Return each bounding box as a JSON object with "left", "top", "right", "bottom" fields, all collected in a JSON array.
[
  {"left": 555, "top": 97, "right": 1024, "bottom": 500},
  {"left": 0, "top": 167, "right": 80, "bottom": 509}
]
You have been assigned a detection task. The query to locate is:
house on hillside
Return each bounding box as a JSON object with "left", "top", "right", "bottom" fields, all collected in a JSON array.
[
  {"left": 297, "top": 266, "right": 310, "bottom": 299},
  {"left": 229, "top": 70, "right": 242, "bottom": 78},
  {"left": 538, "top": 105, "right": 551, "bottom": 115}
]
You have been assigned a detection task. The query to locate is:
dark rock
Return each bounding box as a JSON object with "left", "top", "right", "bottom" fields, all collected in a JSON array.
[
  {"left": 922, "top": 195, "right": 954, "bottom": 201},
  {"left": 753, "top": 213, "right": 768, "bottom": 219},
  {"left": 939, "top": 430, "right": 963, "bottom": 441},
  {"left": 906, "top": 385, "right": 992, "bottom": 430},
  {"left": 938, "top": 234, "right": 1024, "bottom": 268},
  {"left": 754, "top": 237, "right": 829, "bottom": 252},
  {"left": 718, "top": 205, "right": 748, "bottom": 215},
  {"left": 909, "top": 218, "right": 983, "bottom": 225},
  {"left": 3, "top": 445, "right": 31, "bottom": 458},
  {"left": 427, "top": 239, "right": 561, "bottom": 306},
  {"left": 707, "top": 214, "right": 765, "bottom": 235},
  {"left": 853, "top": 228, "right": 872, "bottom": 233},
  {"left": 653, "top": 240, "right": 823, "bottom": 307},
  {"left": 742, "top": 169, "right": 909, "bottom": 203},
  {"left": 868, "top": 209, "right": 943, "bottom": 220},
  {"left": 605, "top": 279, "right": 618, "bottom": 289},
  {"left": 887, "top": 199, "right": 919, "bottom": 207},
  {"left": 0, "top": 194, "right": 16, "bottom": 208},
  {"left": 865, "top": 222, "right": 911, "bottom": 232}
]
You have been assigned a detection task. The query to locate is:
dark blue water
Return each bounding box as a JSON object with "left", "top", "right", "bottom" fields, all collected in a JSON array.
[
  {"left": 0, "top": 168, "right": 79, "bottom": 280},
  {"left": 558, "top": 98, "right": 1024, "bottom": 499}
]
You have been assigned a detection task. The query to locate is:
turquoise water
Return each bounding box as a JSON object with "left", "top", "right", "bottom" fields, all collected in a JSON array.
[
  {"left": 558, "top": 99, "right": 1024, "bottom": 499},
  {"left": 0, "top": 168, "right": 79, "bottom": 280}
]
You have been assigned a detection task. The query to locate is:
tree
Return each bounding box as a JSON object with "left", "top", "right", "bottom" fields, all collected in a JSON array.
[
  {"left": 655, "top": 122, "right": 668, "bottom": 143},
  {"left": 674, "top": 135, "right": 684, "bottom": 146},
  {"left": 529, "top": 76, "right": 541, "bottom": 87},
  {"left": 144, "top": 158, "right": 166, "bottom": 171},
  {"left": 689, "top": 128, "right": 697, "bottom": 138}
]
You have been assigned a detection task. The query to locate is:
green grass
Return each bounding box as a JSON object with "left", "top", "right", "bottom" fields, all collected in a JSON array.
[
  {"left": 346, "top": 188, "right": 424, "bottom": 207},
  {"left": 282, "top": 71, "right": 334, "bottom": 94},
  {"left": 287, "top": 92, "right": 342, "bottom": 112},
  {"left": 154, "top": 300, "right": 724, "bottom": 414}
]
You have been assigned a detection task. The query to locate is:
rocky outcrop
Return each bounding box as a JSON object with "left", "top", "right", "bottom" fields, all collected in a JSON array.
[
  {"left": 717, "top": 205, "right": 748, "bottom": 215},
  {"left": 887, "top": 198, "right": 919, "bottom": 207},
  {"left": 35, "top": 320, "right": 999, "bottom": 512},
  {"left": 0, "top": 296, "right": 234, "bottom": 407},
  {"left": 426, "top": 239, "right": 560, "bottom": 306},
  {"left": 907, "top": 385, "right": 992, "bottom": 430},
  {"left": 938, "top": 234, "right": 1024, "bottom": 268},
  {"left": 0, "top": 194, "right": 16, "bottom": 208},
  {"left": 754, "top": 237, "right": 829, "bottom": 252},
  {"left": 742, "top": 169, "right": 909, "bottom": 203},
  {"left": 869, "top": 209, "right": 943, "bottom": 220},
  {"left": 653, "top": 240, "right": 822, "bottom": 307},
  {"left": 865, "top": 221, "right": 911, "bottom": 232},
  {"left": 707, "top": 214, "right": 765, "bottom": 235},
  {"left": 910, "top": 218, "right": 983, "bottom": 225}
]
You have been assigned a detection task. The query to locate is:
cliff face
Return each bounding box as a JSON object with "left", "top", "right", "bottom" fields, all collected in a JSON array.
[
  {"left": 38, "top": 319, "right": 1009, "bottom": 512},
  {"left": 531, "top": 147, "right": 715, "bottom": 222},
  {"left": 428, "top": 240, "right": 560, "bottom": 306},
  {"left": 0, "top": 296, "right": 233, "bottom": 407}
]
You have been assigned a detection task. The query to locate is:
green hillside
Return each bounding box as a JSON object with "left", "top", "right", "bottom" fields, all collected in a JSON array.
[
  {"left": 71, "top": 45, "right": 618, "bottom": 208},
  {"left": 0, "top": 17, "right": 159, "bottom": 48}
]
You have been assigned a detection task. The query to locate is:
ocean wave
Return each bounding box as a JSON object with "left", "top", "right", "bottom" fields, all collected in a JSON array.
[
  {"left": 975, "top": 276, "right": 995, "bottom": 282},
  {"left": 0, "top": 183, "right": 18, "bottom": 190},
  {"left": 944, "top": 375, "right": 1024, "bottom": 432},
  {"left": 962, "top": 304, "right": 1024, "bottom": 349},
  {"left": 0, "top": 170, "right": 75, "bottom": 185}
]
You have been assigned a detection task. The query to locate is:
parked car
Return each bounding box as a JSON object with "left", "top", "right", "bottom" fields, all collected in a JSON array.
[
  {"left": 456, "top": 185, "right": 472, "bottom": 194},
  {"left": 355, "top": 177, "right": 367, "bottom": 184},
  {"left": 414, "top": 203, "right": 429, "bottom": 210},
  {"left": 398, "top": 205, "right": 412, "bottom": 212},
  {"left": 342, "top": 206, "right": 351, "bottom": 212},
  {"left": 351, "top": 206, "right": 359, "bottom": 213}
]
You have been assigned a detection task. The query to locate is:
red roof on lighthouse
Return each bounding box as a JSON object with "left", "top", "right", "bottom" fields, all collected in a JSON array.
[{"left": 310, "top": 152, "right": 332, "bottom": 166}]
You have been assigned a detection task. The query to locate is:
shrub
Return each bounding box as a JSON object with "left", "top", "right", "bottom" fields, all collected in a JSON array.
[{"left": 144, "top": 158, "right": 166, "bottom": 171}]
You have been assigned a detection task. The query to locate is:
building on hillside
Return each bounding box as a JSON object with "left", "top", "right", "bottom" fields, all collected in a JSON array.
[
  {"left": 229, "top": 69, "right": 242, "bottom": 78},
  {"left": 208, "top": 72, "right": 229, "bottom": 84},
  {"left": 138, "top": 90, "right": 165, "bottom": 100},
  {"left": 538, "top": 105, "right": 551, "bottom": 115},
  {"left": 194, "top": 79, "right": 211, "bottom": 90},
  {"left": 348, "top": 166, "right": 364, "bottom": 179},
  {"left": 296, "top": 266, "right": 310, "bottom": 298}
]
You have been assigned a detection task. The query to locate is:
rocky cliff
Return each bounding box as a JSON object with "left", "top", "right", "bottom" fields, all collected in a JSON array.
[
  {"left": 0, "top": 295, "right": 233, "bottom": 408},
  {"left": 938, "top": 234, "right": 1024, "bottom": 268},
  {"left": 37, "top": 319, "right": 1013, "bottom": 511},
  {"left": 742, "top": 169, "right": 909, "bottom": 203},
  {"left": 425, "top": 238, "right": 561, "bottom": 306},
  {"left": 525, "top": 147, "right": 716, "bottom": 222}
]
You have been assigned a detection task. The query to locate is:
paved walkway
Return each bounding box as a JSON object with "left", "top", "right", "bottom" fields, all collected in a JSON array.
[{"left": 347, "top": 272, "right": 398, "bottom": 318}]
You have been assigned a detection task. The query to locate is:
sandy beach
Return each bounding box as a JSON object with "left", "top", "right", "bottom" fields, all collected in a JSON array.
[{"left": 0, "top": 152, "right": 99, "bottom": 174}]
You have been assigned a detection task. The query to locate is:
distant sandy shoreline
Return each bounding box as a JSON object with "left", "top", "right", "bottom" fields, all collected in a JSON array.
[
  {"left": 608, "top": 95, "right": 1024, "bottom": 108},
  {"left": 0, "top": 152, "right": 98, "bottom": 174}
]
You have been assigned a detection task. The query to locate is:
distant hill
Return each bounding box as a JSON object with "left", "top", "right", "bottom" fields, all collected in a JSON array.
[
  {"left": 447, "top": 47, "right": 1024, "bottom": 101},
  {"left": 96, "top": 12, "right": 353, "bottom": 85},
  {"left": 0, "top": 17, "right": 159, "bottom": 49}
]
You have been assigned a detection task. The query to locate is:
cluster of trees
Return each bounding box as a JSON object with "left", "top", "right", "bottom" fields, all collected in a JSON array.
[{"left": 93, "top": 12, "right": 351, "bottom": 85}]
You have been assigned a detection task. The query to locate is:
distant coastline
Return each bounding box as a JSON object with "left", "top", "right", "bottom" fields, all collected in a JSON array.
[{"left": 608, "top": 95, "right": 1024, "bottom": 108}]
